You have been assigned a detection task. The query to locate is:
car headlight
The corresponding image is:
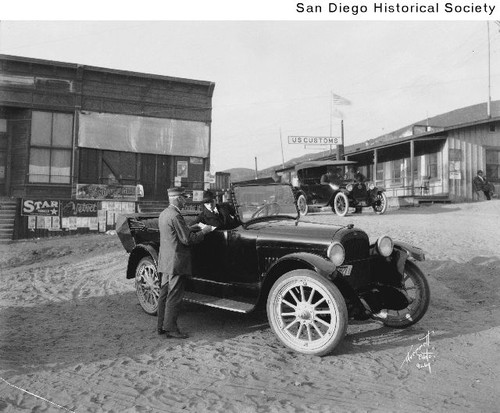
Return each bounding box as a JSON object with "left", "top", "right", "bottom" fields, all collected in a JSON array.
[
  {"left": 346, "top": 184, "right": 353, "bottom": 192},
  {"left": 327, "top": 242, "right": 345, "bottom": 266},
  {"left": 376, "top": 235, "right": 394, "bottom": 257},
  {"left": 368, "top": 182, "right": 375, "bottom": 190}
]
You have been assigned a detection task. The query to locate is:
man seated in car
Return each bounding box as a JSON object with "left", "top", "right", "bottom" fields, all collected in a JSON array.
[
  {"left": 320, "top": 167, "right": 343, "bottom": 186},
  {"left": 352, "top": 167, "right": 366, "bottom": 183},
  {"left": 192, "top": 190, "right": 240, "bottom": 230}
]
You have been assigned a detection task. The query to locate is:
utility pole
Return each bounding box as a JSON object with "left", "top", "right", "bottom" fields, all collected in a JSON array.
[
  {"left": 337, "top": 119, "right": 344, "bottom": 161},
  {"left": 254, "top": 157, "right": 258, "bottom": 180},
  {"left": 487, "top": 21, "right": 492, "bottom": 118},
  {"left": 280, "top": 128, "right": 285, "bottom": 169}
]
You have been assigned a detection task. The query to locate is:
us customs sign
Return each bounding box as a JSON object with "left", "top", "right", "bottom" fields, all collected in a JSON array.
[
  {"left": 22, "top": 199, "right": 60, "bottom": 216},
  {"left": 288, "top": 136, "right": 341, "bottom": 146}
]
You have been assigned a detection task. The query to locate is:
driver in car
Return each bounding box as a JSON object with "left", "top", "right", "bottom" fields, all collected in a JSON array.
[
  {"left": 320, "top": 167, "right": 343, "bottom": 186},
  {"left": 192, "top": 190, "right": 240, "bottom": 230}
]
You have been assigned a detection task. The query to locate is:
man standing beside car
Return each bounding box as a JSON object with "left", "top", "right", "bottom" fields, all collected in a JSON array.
[{"left": 157, "top": 187, "right": 214, "bottom": 338}]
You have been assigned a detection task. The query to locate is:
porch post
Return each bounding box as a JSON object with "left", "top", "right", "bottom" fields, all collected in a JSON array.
[
  {"left": 373, "top": 149, "right": 378, "bottom": 185},
  {"left": 410, "top": 140, "right": 415, "bottom": 196}
]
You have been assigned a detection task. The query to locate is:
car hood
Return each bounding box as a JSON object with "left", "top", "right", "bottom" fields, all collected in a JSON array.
[{"left": 246, "top": 219, "right": 345, "bottom": 245}]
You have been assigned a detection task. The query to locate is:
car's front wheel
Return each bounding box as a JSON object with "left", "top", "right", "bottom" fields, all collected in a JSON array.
[
  {"left": 297, "top": 194, "right": 308, "bottom": 216},
  {"left": 333, "top": 192, "right": 349, "bottom": 217},
  {"left": 135, "top": 256, "right": 160, "bottom": 315},
  {"left": 267, "top": 270, "right": 348, "bottom": 356},
  {"left": 372, "top": 192, "right": 388, "bottom": 215},
  {"left": 374, "top": 261, "right": 430, "bottom": 328}
]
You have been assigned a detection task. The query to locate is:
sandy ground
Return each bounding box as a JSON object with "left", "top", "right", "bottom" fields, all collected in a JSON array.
[{"left": 0, "top": 200, "right": 499, "bottom": 413}]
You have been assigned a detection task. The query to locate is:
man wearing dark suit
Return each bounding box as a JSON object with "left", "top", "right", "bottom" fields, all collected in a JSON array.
[
  {"left": 157, "top": 187, "right": 214, "bottom": 338},
  {"left": 473, "top": 170, "right": 495, "bottom": 200},
  {"left": 192, "top": 190, "right": 239, "bottom": 230}
]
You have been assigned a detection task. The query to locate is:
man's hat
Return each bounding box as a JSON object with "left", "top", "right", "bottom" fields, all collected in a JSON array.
[
  {"left": 167, "top": 187, "right": 189, "bottom": 197},
  {"left": 202, "top": 190, "right": 215, "bottom": 203}
]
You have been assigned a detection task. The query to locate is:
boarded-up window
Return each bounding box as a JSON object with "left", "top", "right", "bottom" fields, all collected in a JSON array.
[{"left": 78, "top": 111, "right": 209, "bottom": 158}]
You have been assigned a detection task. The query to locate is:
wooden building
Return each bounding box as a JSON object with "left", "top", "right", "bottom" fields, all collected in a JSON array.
[
  {"left": 0, "top": 54, "right": 215, "bottom": 241},
  {"left": 277, "top": 101, "right": 500, "bottom": 204}
]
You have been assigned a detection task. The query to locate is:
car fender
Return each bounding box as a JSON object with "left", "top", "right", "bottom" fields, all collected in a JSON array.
[
  {"left": 296, "top": 190, "right": 308, "bottom": 201},
  {"left": 126, "top": 242, "right": 159, "bottom": 279},
  {"left": 257, "top": 252, "right": 338, "bottom": 309},
  {"left": 266, "top": 252, "right": 338, "bottom": 282},
  {"left": 393, "top": 240, "right": 425, "bottom": 262}
]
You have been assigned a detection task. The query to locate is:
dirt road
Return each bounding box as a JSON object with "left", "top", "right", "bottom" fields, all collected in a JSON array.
[{"left": 1, "top": 201, "right": 499, "bottom": 412}]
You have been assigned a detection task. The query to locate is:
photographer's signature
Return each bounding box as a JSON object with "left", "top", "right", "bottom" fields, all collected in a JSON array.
[{"left": 401, "top": 331, "right": 435, "bottom": 373}]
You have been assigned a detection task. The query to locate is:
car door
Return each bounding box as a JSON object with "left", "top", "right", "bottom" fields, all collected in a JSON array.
[{"left": 191, "top": 229, "right": 230, "bottom": 282}]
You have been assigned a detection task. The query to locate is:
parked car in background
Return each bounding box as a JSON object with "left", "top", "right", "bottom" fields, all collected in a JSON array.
[
  {"left": 293, "top": 160, "right": 388, "bottom": 217},
  {"left": 117, "top": 182, "right": 429, "bottom": 356}
]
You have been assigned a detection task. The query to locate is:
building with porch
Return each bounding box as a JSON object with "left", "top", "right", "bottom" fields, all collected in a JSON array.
[
  {"left": 0, "top": 54, "right": 215, "bottom": 241},
  {"left": 277, "top": 101, "right": 500, "bottom": 204}
]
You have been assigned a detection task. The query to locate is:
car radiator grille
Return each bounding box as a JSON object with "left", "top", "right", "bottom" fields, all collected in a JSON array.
[{"left": 342, "top": 236, "right": 370, "bottom": 262}]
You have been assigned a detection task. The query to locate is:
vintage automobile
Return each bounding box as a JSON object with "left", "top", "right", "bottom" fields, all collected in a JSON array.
[
  {"left": 293, "top": 160, "right": 388, "bottom": 217},
  {"left": 116, "top": 183, "right": 429, "bottom": 356}
]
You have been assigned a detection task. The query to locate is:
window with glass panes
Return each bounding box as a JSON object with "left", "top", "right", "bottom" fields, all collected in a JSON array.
[
  {"left": 428, "top": 152, "right": 438, "bottom": 178},
  {"left": 29, "top": 111, "right": 73, "bottom": 183},
  {"left": 486, "top": 150, "right": 500, "bottom": 182},
  {"left": 391, "top": 159, "right": 403, "bottom": 183}
]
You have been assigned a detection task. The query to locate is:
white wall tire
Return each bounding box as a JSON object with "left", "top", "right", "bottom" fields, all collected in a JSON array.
[
  {"left": 333, "top": 192, "right": 349, "bottom": 217},
  {"left": 297, "top": 194, "right": 308, "bottom": 216},
  {"left": 135, "top": 256, "right": 160, "bottom": 315},
  {"left": 267, "top": 270, "right": 348, "bottom": 356}
]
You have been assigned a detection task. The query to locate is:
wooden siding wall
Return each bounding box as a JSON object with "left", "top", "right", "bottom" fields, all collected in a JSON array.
[
  {"left": 0, "top": 59, "right": 78, "bottom": 111},
  {"left": 8, "top": 108, "right": 30, "bottom": 196},
  {"left": 1, "top": 58, "right": 213, "bottom": 122},
  {"left": 446, "top": 122, "right": 500, "bottom": 201},
  {"left": 81, "top": 71, "right": 212, "bottom": 123}
]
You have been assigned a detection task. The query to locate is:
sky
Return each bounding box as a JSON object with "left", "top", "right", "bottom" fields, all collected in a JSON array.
[{"left": 1, "top": 17, "right": 500, "bottom": 172}]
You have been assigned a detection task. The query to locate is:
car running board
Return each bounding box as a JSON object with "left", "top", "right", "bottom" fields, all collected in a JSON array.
[{"left": 183, "top": 291, "right": 254, "bottom": 313}]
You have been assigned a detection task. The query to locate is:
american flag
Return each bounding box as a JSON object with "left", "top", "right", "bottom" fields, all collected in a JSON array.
[{"left": 332, "top": 93, "right": 351, "bottom": 106}]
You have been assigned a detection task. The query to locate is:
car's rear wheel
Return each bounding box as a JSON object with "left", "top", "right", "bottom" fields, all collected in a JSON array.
[
  {"left": 374, "top": 261, "right": 430, "bottom": 328},
  {"left": 372, "top": 192, "right": 388, "bottom": 215},
  {"left": 297, "top": 194, "right": 308, "bottom": 216},
  {"left": 333, "top": 192, "right": 349, "bottom": 217},
  {"left": 135, "top": 256, "right": 160, "bottom": 315},
  {"left": 267, "top": 270, "right": 348, "bottom": 356}
]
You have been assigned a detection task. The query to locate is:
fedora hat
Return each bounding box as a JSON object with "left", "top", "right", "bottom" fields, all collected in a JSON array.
[{"left": 202, "top": 190, "right": 216, "bottom": 203}]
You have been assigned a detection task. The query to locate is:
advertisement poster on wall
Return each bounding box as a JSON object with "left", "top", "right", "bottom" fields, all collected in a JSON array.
[
  {"left": 22, "top": 199, "right": 60, "bottom": 216},
  {"left": 177, "top": 161, "right": 188, "bottom": 178},
  {"left": 61, "top": 200, "right": 99, "bottom": 217}
]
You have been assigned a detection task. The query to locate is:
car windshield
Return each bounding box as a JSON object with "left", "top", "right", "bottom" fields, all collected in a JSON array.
[
  {"left": 233, "top": 184, "right": 298, "bottom": 223},
  {"left": 297, "top": 164, "right": 360, "bottom": 185}
]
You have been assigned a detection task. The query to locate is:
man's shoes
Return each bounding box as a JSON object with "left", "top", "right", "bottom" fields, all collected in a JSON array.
[
  {"left": 165, "top": 330, "right": 189, "bottom": 339},
  {"left": 158, "top": 329, "right": 167, "bottom": 335}
]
